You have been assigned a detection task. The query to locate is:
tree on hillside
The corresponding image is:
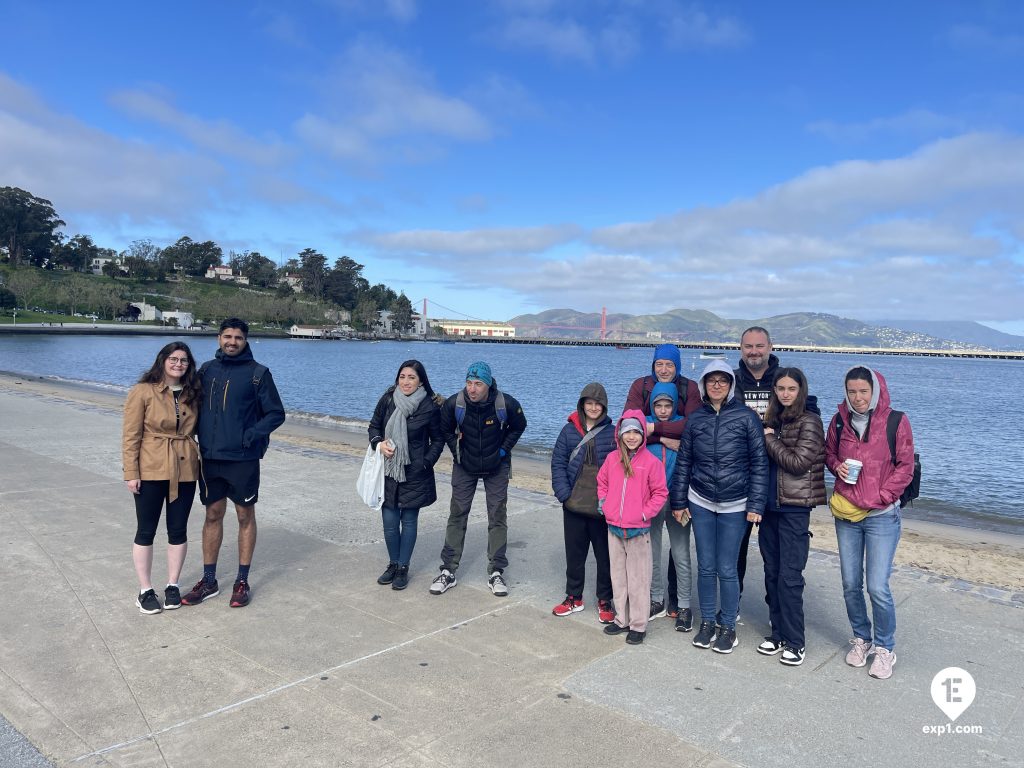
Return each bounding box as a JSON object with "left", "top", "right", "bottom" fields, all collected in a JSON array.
[
  {"left": 58, "top": 275, "right": 91, "bottom": 315},
  {"left": 0, "top": 187, "right": 66, "bottom": 266},
  {"left": 352, "top": 295, "right": 380, "bottom": 331},
  {"left": 233, "top": 250, "right": 277, "bottom": 287},
  {"left": 52, "top": 234, "right": 101, "bottom": 273},
  {"left": 389, "top": 293, "right": 414, "bottom": 333},
  {"left": 121, "top": 239, "right": 163, "bottom": 281},
  {"left": 6, "top": 269, "right": 44, "bottom": 310},
  {"left": 364, "top": 282, "right": 398, "bottom": 309},
  {"left": 323, "top": 255, "right": 368, "bottom": 309},
  {"left": 161, "top": 236, "right": 222, "bottom": 276},
  {"left": 0, "top": 286, "right": 16, "bottom": 309},
  {"left": 298, "top": 248, "right": 327, "bottom": 301}
]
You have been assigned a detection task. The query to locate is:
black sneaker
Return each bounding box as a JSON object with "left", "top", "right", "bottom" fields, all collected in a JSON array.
[
  {"left": 692, "top": 620, "right": 716, "bottom": 648},
  {"left": 780, "top": 645, "right": 806, "bottom": 666},
  {"left": 625, "top": 630, "right": 646, "bottom": 645},
  {"left": 674, "top": 608, "right": 693, "bottom": 632},
  {"left": 136, "top": 589, "right": 162, "bottom": 614},
  {"left": 649, "top": 600, "right": 666, "bottom": 619},
  {"left": 392, "top": 566, "right": 409, "bottom": 591},
  {"left": 163, "top": 585, "right": 181, "bottom": 610},
  {"left": 713, "top": 627, "right": 738, "bottom": 654},
  {"left": 377, "top": 562, "right": 399, "bottom": 585},
  {"left": 757, "top": 637, "right": 783, "bottom": 656},
  {"left": 603, "top": 622, "right": 629, "bottom": 636}
]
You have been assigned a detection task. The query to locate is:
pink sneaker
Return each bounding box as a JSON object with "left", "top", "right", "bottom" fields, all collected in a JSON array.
[
  {"left": 845, "top": 638, "right": 874, "bottom": 667},
  {"left": 552, "top": 595, "right": 584, "bottom": 617},
  {"left": 868, "top": 647, "right": 896, "bottom": 679}
]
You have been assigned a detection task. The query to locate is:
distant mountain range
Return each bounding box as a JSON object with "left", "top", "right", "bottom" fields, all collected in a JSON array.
[{"left": 507, "top": 309, "right": 1024, "bottom": 351}]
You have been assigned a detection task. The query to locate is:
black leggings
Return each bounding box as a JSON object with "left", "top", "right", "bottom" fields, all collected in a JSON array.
[{"left": 133, "top": 480, "right": 196, "bottom": 546}]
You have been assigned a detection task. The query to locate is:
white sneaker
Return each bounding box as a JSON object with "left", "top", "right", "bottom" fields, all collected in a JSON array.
[
  {"left": 845, "top": 637, "right": 874, "bottom": 668},
  {"left": 429, "top": 569, "right": 457, "bottom": 595},
  {"left": 488, "top": 571, "right": 508, "bottom": 596}
]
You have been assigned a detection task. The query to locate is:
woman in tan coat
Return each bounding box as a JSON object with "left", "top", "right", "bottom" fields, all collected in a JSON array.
[
  {"left": 122, "top": 342, "right": 202, "bottom": 614},
  {"left": 753, "top": 367, "right": 825, "bottom": 666}
]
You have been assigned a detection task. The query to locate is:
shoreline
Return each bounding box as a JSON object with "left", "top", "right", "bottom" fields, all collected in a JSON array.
[{"left": 2, "top": 369, "right": 1023, "bottom": 591}]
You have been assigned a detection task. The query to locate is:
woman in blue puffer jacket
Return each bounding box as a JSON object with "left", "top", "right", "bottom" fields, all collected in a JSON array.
[{"left": 670, "top": 359, "right": 768, "bottom": 655}]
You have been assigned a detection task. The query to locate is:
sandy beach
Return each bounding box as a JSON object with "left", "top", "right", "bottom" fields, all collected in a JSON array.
[{"left": 2, "top": 370, "right": 1022, "bottom": 591}]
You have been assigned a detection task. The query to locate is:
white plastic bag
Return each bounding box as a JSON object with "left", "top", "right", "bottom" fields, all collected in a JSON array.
[{"left": 356, "top": 444, "right": 385, "bottom": 509}]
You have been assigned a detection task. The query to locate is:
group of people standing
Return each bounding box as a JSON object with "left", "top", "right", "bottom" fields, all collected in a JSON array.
[
  {"left": 550, "top": 328, "right": 915, "bottom": 681},
  {"left": 123, "top": 320, "right": 914, "bottom": 682},
  {"left": 122, "top": 318, "right": 285, "bottom": 614}
]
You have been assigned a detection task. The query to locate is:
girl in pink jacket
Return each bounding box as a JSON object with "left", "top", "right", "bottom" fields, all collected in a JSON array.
[{"left": 597, "top": 410, "right": 669, "bottom": 644}]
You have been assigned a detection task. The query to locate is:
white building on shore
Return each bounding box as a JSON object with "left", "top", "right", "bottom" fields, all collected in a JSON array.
[{"left": 430, "top": 318, "right": 516, "bottom": 338}]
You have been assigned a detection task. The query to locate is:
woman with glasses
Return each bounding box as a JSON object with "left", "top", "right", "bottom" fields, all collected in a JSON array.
[
  {"left": 122, "top": 342, "right": 202, "bottom": 614},
  {"left": 670, "top": 359, "right": 768, "bottom": 654}
]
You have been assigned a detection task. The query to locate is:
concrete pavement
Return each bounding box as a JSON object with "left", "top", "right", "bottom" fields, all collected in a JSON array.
[{"left": 0, "top": 386, "right": 1021, "bottom": 768}]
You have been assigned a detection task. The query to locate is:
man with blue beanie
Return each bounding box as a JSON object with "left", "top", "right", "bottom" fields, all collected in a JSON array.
[{"left": 430, "top": 361, "right": 527, "bottom": 597}]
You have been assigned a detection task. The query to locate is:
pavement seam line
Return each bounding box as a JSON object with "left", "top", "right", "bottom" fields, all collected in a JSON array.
[
  {"left": 12, "top": 515, "right": 173, "bottom": 768},
  {"left": 70, "top": 599, "right": 524, "bottom": 762}
]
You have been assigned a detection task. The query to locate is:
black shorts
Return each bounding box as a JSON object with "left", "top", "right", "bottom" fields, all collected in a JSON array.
[{"left": 200, "top": 459, "right": 260, "bottom": 506}]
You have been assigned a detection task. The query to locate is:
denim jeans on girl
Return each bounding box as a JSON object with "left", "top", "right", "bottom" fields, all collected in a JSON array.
[
  {"left": 690, "top": 502, "right": 747, "bottom": 629},
  {"left": 382, "top": 506, "right": 420, "bottom": 566},
  {"left": 834, "top": 505, "right": 902, "bottom": 651}
]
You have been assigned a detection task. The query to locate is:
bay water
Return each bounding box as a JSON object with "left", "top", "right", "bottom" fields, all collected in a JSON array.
[{"left": 1, "top": 335, "right": 1021, "bottom": 533}]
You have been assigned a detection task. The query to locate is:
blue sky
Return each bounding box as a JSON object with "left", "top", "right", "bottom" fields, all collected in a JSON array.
[{"left": 2, "top": 1, "right": 1023, "bottom": 331}]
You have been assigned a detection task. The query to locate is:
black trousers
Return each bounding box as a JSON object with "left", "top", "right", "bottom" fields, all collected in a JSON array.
[
  {"left": 133, "top": 480, "right": 196, "bottom": 546},
  {"left": 563, "top": 509, "right": 612, "bottom": 602},
  {"left": 737, "top": 519, "right": 755, "bottom": 597},
  {"left": 758, "top": 506, "right": 811, "bottom": 648}
]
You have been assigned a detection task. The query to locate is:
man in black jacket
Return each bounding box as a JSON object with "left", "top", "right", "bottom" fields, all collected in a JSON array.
[
  {"left": 430, "top": 361, "right": 527, "bottom": 597},
  {"left": 182, "top": 318, "right": 285, "bottom": 609}
]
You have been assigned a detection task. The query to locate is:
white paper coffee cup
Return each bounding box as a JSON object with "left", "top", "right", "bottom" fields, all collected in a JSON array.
[{"left": 844, "top": 459, "right": 863, "bottom": 484}]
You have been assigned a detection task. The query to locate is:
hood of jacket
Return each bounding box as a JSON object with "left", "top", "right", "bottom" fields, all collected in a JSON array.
[
  {"left": 214, "top": 344, "right": 256, "bottom": 366},
  {"left": 575, "top": 381, "right": 608, "bottom": 431},
  {"left": 651, "top": 343, "right": 682, "bottom": 376},
  {"left": 840, "top": 367, "right": 883, "bottom": 417},
  {"left": 735, "top": 353, "right": 780, "bottom": 389},
  {"left": 696, "top": 359, "right": 737, "bottom": 404},
  {"left": 647, "top": 381, "right": 681, "bottom": 421},
  {"left": 615, "top": 408, "right": 649, "bottom": 448}
]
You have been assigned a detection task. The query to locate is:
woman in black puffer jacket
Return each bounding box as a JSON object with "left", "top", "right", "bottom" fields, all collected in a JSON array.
[
  {"left": 368, "top": 360, "right": 444, "bottom": 591},
  {"left": 756, "top": 367, "right": 825, "bottom": 668},
  {"left": 670, "top": 359, "right": 768, "bottom": 654}
]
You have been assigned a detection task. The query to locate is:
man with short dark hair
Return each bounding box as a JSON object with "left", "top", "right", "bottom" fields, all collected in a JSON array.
[
  {"left": 182, "top": 318, "right": 285, "bottom": 608},
  {"left": 430, "top": 361, "right": 527, "bottom": 597}
]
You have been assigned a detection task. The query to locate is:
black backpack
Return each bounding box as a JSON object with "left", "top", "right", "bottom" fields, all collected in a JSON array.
[{"left": 833, "top": 410, "right": 921, "bottom": 506}]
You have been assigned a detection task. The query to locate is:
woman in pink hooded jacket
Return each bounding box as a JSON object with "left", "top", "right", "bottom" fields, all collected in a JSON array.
[
  {"left": 597, "top": 410, "right": 669, "bottom": 645},
  {"left": 825, "top": 367, "right": 915, "bottom": 681}
]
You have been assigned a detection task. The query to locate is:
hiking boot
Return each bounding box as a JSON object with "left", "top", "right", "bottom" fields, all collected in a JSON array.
[
  {"left": 692, "top": 620, "right": 717, "bottom": 648},
  {"left": 649, "top": 600, "right": 666, "bottom": 619},
  {"left": 868, "top": 647, "right": 896, "bottom": 679},
  {"left": 136, "top": 589, "right": 162, "bottom": 614},
  {"left": 429, "top": 569, "right": 457, "bottom": 595},
  {"left": 597, "top": 599, "right": 616, "bottom": 625},
  {"left": 713, "top": 626, "right": 738, "bottom": 654},
  {"left": 674, "top": 608, "right": 693, "bottom": 633},
  {"left": 181, "top": 578, "right": 220, "bottom": 605},
  {"left": 757, "top": 637, "right": 784, "bottom": 656},
  {"left": 603, "top": 622, "right": 629, "bottom": 636},
  {"left": 845, "top": 638, "right": 874, "bottom": 668},
  {"left": 488, "top": 571, "right": 509, "bottom": 597},
  {"left": 163, "top": 585, "right": 181, "bottom": 610},
  {"left": 230, "top": 579, "right": 250, "bottom": 608},
  {"left": 552, "top": 595, "right": 584, "bottom": 617},
  {"left": 377, "top": 562, "right": 399, "bottom": 585},
  {"left": 625, "top": 630, "right": 646, "bottom": 645},
  {"left": 391, "top": 566, "right": 409, "bottom": 591},
  {"left": 780, "top": 645, "right": 806, "bottom": 666}
]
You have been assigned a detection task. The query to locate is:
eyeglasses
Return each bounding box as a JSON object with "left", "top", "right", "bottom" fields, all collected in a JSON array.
[
  {"left": 705, "top": 378, "right": 730, "bottom": 387},
  {"left": 166, "top": 357, "right": 189, "bottom": 366}
]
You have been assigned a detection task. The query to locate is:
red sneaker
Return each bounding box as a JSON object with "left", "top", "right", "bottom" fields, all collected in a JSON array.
[
  {"left": 597, "top": 599, "right": 616, "bottom": 624},
  {"left": 181, "top": 578, "right": 219, "bottom": 606},
  {"left": 552, "top": 595, "right": 584, "bottom": 616},
  {"left": 230, "top": 579, "right": 251, "bottom": 608}
]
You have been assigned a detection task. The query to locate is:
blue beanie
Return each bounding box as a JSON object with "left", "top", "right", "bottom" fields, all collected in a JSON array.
[
  {"left": 651, "top": 344, "right": 681, "bottom": 375},
  {"left": 466, "top": 361, "right": 493, "bottom": 387}
]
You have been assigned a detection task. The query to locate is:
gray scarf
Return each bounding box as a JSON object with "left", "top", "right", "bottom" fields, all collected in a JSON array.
[{"left": 384, "top": 386, "right": 427, "bottom": 482}]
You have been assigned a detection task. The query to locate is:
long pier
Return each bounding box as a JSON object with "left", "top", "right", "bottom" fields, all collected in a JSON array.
[{"left": 454, "top": 335, "right": 1024, "bottom": 360}]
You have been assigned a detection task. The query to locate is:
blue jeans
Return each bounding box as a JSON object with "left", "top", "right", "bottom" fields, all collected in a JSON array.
[
  {"left": 835, "top": 506, "right": 902, "bottom": 651},
  {"left": 690, "top": 503, "right": 747, "bottom": 629},
  {"left": 382, "top": 506, "right": 420, "bottom": 566}
]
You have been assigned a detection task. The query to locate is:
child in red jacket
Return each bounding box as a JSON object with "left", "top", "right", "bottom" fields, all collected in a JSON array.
[{"left": 597, "top": 410, "right": 669, "bottom": 645}]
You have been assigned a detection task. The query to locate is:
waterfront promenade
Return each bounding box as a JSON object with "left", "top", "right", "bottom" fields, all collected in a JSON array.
[{"left": 1, "top": 383, "right": 1022, "bottom": 767}]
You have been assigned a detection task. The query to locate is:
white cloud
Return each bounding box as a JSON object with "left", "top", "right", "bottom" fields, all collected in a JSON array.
[
  {"left": 365, "top": 224, "right": 579, "bottom": 256},
  {"left": 500, "top": 17, "right": 599, "bottom": 63},
  {"left": 295, "top": 41, "right": 492, "bottom": 166},
  {"left": 947, "top": 24, "right": 1024, "bottom": 57},
  {"left": 662, "top": 4, "right": 749, "bottom": 49},
  {"left": 807, "top": 109, "right": 967, "bottom": 144},
  {"left": 110, "top": 89, "right": 290, "bottom": 165}
]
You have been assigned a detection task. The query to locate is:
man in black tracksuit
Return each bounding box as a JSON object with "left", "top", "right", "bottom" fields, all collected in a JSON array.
[{"left": 430, "top": 361, "right": 527, "bottom": 597}]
